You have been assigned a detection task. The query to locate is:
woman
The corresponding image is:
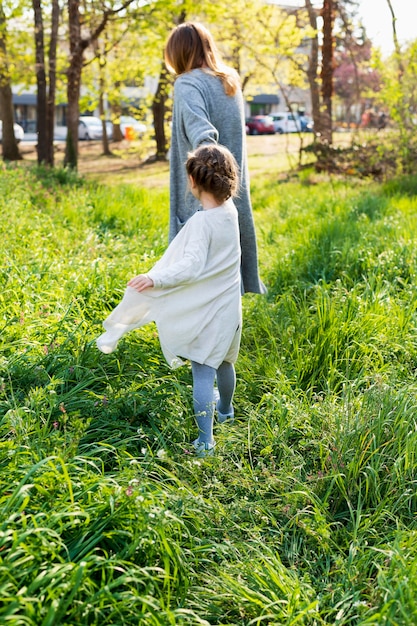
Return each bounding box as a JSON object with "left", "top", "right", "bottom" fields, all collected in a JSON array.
[{"left": 164, "top": 22, "right": 266, "bottom": 295}]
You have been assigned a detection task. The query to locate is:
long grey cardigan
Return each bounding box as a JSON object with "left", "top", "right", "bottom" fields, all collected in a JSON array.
[{"left": 169, "top": 68, "right": 266, "bottom": 295}]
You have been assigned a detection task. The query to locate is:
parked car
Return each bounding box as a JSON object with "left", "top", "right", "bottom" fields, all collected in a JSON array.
[
  {"left": 0, "top": 121, "right": 24, "bottom": 143},
  {"left": 271, "top": 112, "right": 301, "bottom": 134},
  {"left": 78, "top": 116, "right": 105, "bottom": 140},
  {"left": 245, "top": 115, "right": 275, "bottom": 135},
  {"left": 119, "top": 115, "right": 147, "bottom": 139},
  {"left": 299, "top": 114, "right": 314, "bottom": 132}
]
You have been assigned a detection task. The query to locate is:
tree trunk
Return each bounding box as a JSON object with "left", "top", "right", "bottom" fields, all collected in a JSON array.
[
  {"left": 33, "top": 0, "right": 49, "bottom": 164},
  {"left": 0, "top": 5, "right": 21, "bottom": 161},
  {"left": 64, "top": 0, "right": 84, "bottom": 169},
  {"left": 95, "top": 39, "right": 112, "bottom": 156},
  {"left": 0, "top": 82, "right": 21, "bottom": 160},
  {"left": 47, "top": 0, "right": 60, "bottom": 166},
  {"left": 320, "top": 0, "right": 334, "bottom": 144},
  {"left": 305, "top": 0, "right": 321, "bottom": 138},
  {"left": 99, "top": 85, "right": 111, "bottom": 155},
  {"left": 152, "top": 62, "right": 170, "bottom": 160},
  {"left": 64, "top": 0, "right": 117, "bottom": 168}
]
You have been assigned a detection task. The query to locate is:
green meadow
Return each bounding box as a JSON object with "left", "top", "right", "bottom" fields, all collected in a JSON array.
[{"left": 1, "top": 156, "right": 417, "bottom": 624}]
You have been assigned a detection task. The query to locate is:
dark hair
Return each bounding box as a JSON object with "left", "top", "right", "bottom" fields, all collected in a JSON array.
[
  {"left": 186, "top": 144, "right": 239, "bottom": 203},
  {"left": 164, "top": 22, "right": 240, "bottom": 96}
]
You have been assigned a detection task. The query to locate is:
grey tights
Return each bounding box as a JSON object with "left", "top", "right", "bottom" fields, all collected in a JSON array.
[{"left": 191, "top": 360, "right": 236, "bottom": 444}]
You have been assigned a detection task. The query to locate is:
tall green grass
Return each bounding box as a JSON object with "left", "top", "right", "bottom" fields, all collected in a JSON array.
[{"left": 1, "top": 162, "right": 417, "bottom": 624}]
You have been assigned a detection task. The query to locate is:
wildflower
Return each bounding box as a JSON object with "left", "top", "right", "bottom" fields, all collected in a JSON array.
[
  {"left": 59, "top": 403, "right": 66, "bottom": 413},
  {"left": 53, "top": 421, "right": 59, "bottom": 429},
  {"left": 156, "top": 449, "right": 166, "bottom": 459},
  {"left": 125, "top": 487, "right": 133, "bottom": 496}
]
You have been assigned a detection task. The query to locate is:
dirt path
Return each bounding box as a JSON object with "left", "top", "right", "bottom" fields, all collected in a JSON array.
[{"left": 18, "top": 131, "right": 348, "bottom": 187}]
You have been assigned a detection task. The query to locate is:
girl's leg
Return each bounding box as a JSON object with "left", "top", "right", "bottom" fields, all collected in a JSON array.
[
  {"left": 216, "top": 361, "right": 236, "bottom": 417},
  {"left": 191, "top": 361, "right": 216, "bottom": 445}
]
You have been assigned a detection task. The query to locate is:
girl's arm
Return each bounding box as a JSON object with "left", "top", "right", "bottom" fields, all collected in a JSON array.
[
  {"left": 129, "top": 216, "right": 209, "bottom": 292},
  {"left": 147, "top": 235, "right": 208, "bottom": 288}
]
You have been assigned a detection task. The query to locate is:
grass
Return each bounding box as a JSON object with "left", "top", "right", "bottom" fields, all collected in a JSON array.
[{"left": 1, "top": 154, "right": 417, "bottom": 624}]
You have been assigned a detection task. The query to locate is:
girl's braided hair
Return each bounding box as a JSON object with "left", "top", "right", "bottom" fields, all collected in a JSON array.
[{"left": 186, "top": 144, "right": 239, "bottom": 204}]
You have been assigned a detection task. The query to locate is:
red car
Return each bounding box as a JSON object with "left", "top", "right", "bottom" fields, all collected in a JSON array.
[{"left": 245, "top": 115, "right": 275, "bottom": 135}]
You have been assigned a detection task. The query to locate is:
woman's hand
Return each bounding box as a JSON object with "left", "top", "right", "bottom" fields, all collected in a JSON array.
[{"left": 128, "top": 274, "right": 154, "bottom": 292}]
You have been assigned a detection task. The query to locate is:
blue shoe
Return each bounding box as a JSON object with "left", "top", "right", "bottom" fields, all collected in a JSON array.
[
  {"left": 213, "top": 388, "right": 234, "bottom": 423},
  {"left": 217, "top": 407, "right": 235, "bottom": 424},
  {"left": 192, "top": 438, "right": 216, "bottom": 458}
]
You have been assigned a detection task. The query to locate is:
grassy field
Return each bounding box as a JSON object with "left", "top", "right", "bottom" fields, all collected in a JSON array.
[{"left": 1, "top": 141, "right": 417, "bottom": 625}]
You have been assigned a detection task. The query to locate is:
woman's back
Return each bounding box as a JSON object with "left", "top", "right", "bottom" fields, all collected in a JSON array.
[{"left": 169, "top": 69, "right": 246, "bottom": 234}]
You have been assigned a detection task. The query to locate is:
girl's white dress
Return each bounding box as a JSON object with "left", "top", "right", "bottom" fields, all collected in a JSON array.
[{"left": 96, "top": 200, "right": 242, "bottom": 369}]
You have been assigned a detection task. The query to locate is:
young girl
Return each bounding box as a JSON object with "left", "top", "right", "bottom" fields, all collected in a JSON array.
[{"left": 97, "top": 144, "right": 241, "bottom": 457}]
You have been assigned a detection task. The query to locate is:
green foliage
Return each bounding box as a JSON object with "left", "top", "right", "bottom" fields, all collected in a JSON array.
[{"left": 1, "top": 164, "right": 417, "bottom": 624}]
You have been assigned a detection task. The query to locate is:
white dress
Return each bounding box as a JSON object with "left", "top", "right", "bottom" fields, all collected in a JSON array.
[{"left": 97, "top": 200, "right": 242, "bottom": 369}]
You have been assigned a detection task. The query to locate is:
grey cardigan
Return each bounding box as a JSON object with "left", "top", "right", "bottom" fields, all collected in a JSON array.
[{"left": 169, "top": 68, "right": 266, "bottom": 295}]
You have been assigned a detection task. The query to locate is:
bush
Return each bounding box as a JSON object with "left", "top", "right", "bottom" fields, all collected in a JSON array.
[{"left": 304, "top": 130, "right": 417, "bottom": 179}]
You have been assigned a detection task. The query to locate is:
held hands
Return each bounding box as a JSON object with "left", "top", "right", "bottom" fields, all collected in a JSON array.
[{"left": 128, "top": 274, "right": 154, "bottom": 292}]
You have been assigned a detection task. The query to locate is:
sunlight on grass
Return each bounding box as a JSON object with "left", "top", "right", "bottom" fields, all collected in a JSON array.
[{"left": 1, "top": 162, "right": 417, "bottom": 624}]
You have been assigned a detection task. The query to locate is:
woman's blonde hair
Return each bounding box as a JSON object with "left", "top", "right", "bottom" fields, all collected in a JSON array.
[{"left": 164, "top": 22, "right": 240, "bottom": 97}]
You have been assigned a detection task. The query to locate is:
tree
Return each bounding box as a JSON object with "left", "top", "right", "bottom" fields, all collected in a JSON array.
[
  {"left": 152, "top": 61, "right": 170, "bottom": 160},
  {"left": 320, "top": 0, "right": 334, "bottom": 144},
  {"left": 32, "top": 0, "right": 60, "bottom": 166},
  {"left": 304, "top": 0, "right": 334, "bottom": 144},
  {"left": 0, "top": 2, "right": 22, "bottom": 161},
  {"left": 144, "top": 2, "right": 187, "bottom": 161},
  {"left": 370, "top": 1, "right": 417, "bottom": 173},
  {"left": 210, "top": 0, "right": 311, "bottom": 106},
  {"left": 64, "top": 0, "right": 138, "bottom": 170},
  {"left": 333, "top": 39, "right": 381, "bottom": 125},
  {"left": 305, "top": 0, "right": 321, "bottom": 137}
]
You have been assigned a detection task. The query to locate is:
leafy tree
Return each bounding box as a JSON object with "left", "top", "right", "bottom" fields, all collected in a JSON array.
[
  {"left": 78, "top": 6, "right": 168, "bottom": 158},
  {"left": 371, "top": 1, "right": 417, "bottom": 173},
  {"left": 64, "top": 0, "right": 140, "bottom": 170},
  {"left": 333, "top": 38, "right": 381, "bottom": 125}
]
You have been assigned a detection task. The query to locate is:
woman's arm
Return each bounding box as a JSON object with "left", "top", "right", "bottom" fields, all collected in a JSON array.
[{"left": 175, "top": 77, "right": 219, "bottom": 148}]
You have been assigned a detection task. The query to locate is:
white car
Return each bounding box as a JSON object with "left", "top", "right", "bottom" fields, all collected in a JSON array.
[
  {"left": 271, "top": 112, "right": 302, "bottom": 134},
  {"left": 0, "top": 121, "right": 24, "bottom": 143},
  {"left": 78, "top": 116, "right": 105, "bottom": 140}
]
